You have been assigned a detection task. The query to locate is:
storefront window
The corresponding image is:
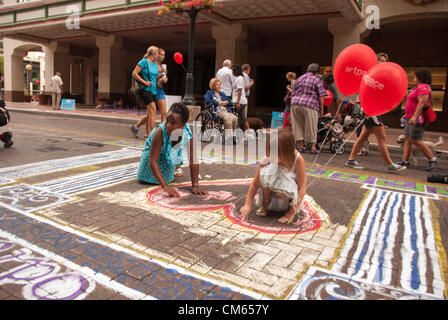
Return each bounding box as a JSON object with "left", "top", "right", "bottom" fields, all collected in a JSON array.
[{"left": 403, "top": 67, "right": 447, "bottom": 112}]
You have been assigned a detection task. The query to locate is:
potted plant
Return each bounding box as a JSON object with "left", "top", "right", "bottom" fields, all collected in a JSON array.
[
  {"left": 37, "top": 90, "right": 49, "bottom": 105},
  {"left": 156, "top": 0, "right": 223, "bottom": 16}
]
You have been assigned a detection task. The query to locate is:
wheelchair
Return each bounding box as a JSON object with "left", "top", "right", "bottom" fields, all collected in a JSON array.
[{"left": 194, "top": 103, "right": 238, "bottom": 143}]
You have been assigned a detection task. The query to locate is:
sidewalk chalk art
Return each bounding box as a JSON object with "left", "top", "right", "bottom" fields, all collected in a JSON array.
[
  {"left": 0, "top": 149, "right": 141, "bottom": 179},
  {"left": 146, "top": 180, "right": 328, "bottom": 235},
  {"left": 307, "top": 168, "right": 448, "bottom": 198},
  {"left": 290, "top": 189, "right": 447, "bottom": 300}
]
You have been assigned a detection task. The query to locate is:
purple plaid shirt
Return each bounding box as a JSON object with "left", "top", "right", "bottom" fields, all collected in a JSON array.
[{"left": 291, "top": 72, "right": 327, "bottom": 112}]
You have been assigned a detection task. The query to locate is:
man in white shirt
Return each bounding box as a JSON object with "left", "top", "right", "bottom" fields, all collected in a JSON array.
[
  {"left": 50, "top": 72, "right": 63, "bottom": 110},
  {"left": 242, "top": 64, "right": 254, "bottom": 98},
  {"left": 215, "top": 59, "right": 233, "bottom": 100}
]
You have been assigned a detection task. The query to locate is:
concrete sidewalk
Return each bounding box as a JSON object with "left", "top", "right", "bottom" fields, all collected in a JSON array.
[{"left": 6, "top": 101, "right": 448, "bottom": 154}]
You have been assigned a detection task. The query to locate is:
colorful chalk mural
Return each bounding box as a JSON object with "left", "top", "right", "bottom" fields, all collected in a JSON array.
[{"left": 0, "top": 145, "right": 446, "bottom": 300}]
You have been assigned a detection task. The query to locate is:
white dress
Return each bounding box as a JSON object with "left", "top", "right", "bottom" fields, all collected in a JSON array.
[{"left": 258, "top": 152, "right": 301, "bottom": 211}]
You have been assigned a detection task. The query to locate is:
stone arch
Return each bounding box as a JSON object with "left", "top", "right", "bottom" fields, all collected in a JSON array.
[{"left": 3, "top": 39, "right": 44, "bottom": 102}]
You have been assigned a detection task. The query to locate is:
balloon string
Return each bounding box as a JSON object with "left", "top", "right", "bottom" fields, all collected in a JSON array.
[{"left": 306, "top": 116, "right": 366, "bottom": 190}]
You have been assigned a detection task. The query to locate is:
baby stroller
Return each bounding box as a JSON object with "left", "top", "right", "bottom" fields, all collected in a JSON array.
[
  {"left": 0, "top": 99, "right": 13, "bottom": 148},
  {"left": 341, "top": 101, "right": 366, "bottom": 136},
  {"left": 315, "top": 114, "right": 345, "bottom": 155}
]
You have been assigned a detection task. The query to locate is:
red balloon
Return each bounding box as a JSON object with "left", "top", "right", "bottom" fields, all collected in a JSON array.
[
  {"left": 324, "top": 90, "right": 334, "bottom": 107},
  {"left": 333, "top": 44, "right": 378, "bottom": 96},
  {"left": 174, "top": 52, "right": 183, "bottom": 64},
  {"left": 36, "top": 80, "right": 40, "bottom": 85},
  {"left": 359, "top": 62, "right": 408, "bottom": 117}
]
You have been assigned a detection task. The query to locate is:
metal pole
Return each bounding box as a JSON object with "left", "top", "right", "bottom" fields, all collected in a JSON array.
[{"left": 182, "top": 8, "right": 198, "bottom": 106}]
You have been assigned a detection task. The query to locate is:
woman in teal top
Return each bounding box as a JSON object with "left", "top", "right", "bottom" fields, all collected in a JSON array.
[
  {"left": 138, "top": 103, "right": 207, "bottom": 197},
  {"left": 131, "top": 46, "right": 160, "bottom": 138}
]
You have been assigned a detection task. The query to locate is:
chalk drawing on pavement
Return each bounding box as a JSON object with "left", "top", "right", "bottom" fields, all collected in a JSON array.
[
  {"left": 0, "top": 177, "right": 15, "bottom": 186},
  {"left": 0, "top": 184, "right": 75, "bottom": 212},
  {"left": 36, "top": 163, "right": 140, "bottom": 195},
  {"left": 146, "top": 179, "right": 329, "bottom": 235},
  {"left": 288, "top": 267, "right": 439, "bottom": 300},
  {"left": 0, "top": 206, "right": 259, "bottom": 300},
  {"left": 290, "top": 189, "right": 448, "bottom": 300},
  {"left": 0, "top": 148, "right": 142, "bottom": 180}
]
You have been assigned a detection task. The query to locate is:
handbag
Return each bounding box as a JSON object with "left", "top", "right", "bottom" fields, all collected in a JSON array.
[
  {"left": 130, "top": 60, "right": 149, "bottom": 97},
  {"left": 423, "top": 105, "right": 437, "bottom": 124},
  {"left": 422, "top": 84, "right": 436, "bottom": 124},
  {"left": 130, "top": 78, "right": 146, "bottom": 97}
]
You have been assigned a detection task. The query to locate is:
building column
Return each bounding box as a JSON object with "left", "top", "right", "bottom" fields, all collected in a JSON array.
[
  {"left": 95, "top": 35, "right": 126, "bottom": 104},
  {"left": 43, "top": 41, "right": 70, "bottom": 96},
  {"left": 83, "top": 59, "right": 94, "bottom": 105},
  {"left": 211, "top": 23, "right": 248, "bottom": 72},
  {"left": 3, "top": 48, "right": 26, "bottom": 102},
  {"left": 328, "top": 17, "right": 371, "bottom": 64}
]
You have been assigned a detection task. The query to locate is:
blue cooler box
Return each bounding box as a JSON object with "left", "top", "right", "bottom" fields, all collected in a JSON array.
[
  {"left": 61, "top": 99, "right": 76, "bottom": 110},
  {"left": 270, "top": 112, "right": 284, "bottom": 129}
]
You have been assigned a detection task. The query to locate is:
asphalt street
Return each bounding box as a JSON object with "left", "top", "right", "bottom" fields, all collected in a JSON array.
[{"left": 0, "top": 111, "right": 447, "bottom": 300}]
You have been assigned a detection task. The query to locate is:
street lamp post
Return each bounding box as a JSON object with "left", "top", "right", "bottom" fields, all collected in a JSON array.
[{"left": 181, "top": 7, "right": 203, "bottom": 106}]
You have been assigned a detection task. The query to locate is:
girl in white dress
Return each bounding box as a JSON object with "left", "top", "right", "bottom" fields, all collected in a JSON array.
[{"left": 240, "top": 129, "right": 307, "bottom": 224}]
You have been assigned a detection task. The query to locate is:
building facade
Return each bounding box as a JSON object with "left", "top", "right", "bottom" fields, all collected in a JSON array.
[{"left": 0, "top": 0, "right": 447, "bottom": 129}]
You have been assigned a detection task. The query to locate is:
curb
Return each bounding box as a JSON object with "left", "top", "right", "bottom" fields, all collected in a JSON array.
[{"left": 8, "top": 107, "right": 139, "bottom": 125}]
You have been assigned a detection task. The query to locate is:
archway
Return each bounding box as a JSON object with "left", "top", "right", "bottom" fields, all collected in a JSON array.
[{"left": 3, "top": 39, "right": 44, "bottom": 103}]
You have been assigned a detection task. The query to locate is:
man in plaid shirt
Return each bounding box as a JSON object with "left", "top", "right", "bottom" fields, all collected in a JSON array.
[{"left": 291, "top": 63, "right": 327, "bottom": 153}]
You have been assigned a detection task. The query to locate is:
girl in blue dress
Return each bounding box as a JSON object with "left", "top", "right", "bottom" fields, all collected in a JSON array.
[{"left": 137, "top": 103, "right": 207, "bottom": 197}]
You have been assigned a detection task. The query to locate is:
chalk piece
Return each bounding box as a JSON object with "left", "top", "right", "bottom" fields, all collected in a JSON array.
[
  {"left": 220, "top": 238, "right": 231, "bottom": 247},
  {"left": 205, "top": 175, "right": 212, "bottom": 179},
  {"left": 198, "top": 174, "right": 202, "bottom": 179}
]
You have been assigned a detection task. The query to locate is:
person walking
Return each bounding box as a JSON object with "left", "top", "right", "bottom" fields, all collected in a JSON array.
[
  {"left": 216, "top": 59, "right": 234, "bottom": 100},
  {"left": 290, "top": 63, "right": 327, "bottom": 154},
  {"left": 242, "top": 64, "right": 254, "bottom": 101},
  {"left": 322, "top": 73, "right": 341, "bottom": 122},
  {"left": 396, "top": 68, "right": 437, "bottom": 172},
  {"left": 155, "top": 48, "right": 168, "bottom": 124},
  {"left": 232, "top": 64, "right": 250, "bottom": 134},
  {"left": 345, "top": 53, "right": 405, "bottom": 172},
  {"left": 50, "top": 72, "right": 63, "bottom": 110},
  {"left": 130, "top": 46, "right": 159, "bottom": 138}
]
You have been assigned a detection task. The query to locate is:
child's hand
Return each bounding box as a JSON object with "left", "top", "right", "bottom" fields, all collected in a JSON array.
[
  {"left": 239, "top": 205, "right": 251, "bottom": 220},
  {"left": 192, "top": 187, "right": 208, "bottom": 196},
  {"left": 163, "top": 186, "right": 180, "bottom": 197}
]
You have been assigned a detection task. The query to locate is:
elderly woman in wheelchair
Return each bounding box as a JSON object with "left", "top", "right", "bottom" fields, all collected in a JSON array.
[{"left": 203, "top": 78, "right": 239, "bottom": 132}]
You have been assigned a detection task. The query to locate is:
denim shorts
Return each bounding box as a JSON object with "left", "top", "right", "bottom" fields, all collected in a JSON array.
[{"left": 156, "top": 89, "right": 166, "bottom": 101}]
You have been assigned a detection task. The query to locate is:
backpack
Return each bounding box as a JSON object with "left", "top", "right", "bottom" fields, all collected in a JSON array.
[
  {"left": 130, "top": 59, "right": 149, "bottom": 98},
  {"left": 0, "top": 104, "right": 10, "bottom": 127}
]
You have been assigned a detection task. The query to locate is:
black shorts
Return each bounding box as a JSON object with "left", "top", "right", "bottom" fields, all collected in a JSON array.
[
  {"left": 140, "top": 90, "right": 157, "bottom": 105},
  {"left": 364, "top": 116, "right": 383, "bottom": 129}
]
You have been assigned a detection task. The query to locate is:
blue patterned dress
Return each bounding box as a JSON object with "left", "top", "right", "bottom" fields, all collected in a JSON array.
[{"left": 137, "top": 122, "right": 193, "bottom": 184}]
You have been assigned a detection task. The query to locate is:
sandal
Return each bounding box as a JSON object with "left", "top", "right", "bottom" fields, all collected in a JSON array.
[
  {"left": 256, "top": 207, "right": 267, "bottom": 217},
  {"left": 174, "top": 167, "right": 183, "bottom": 177}
]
